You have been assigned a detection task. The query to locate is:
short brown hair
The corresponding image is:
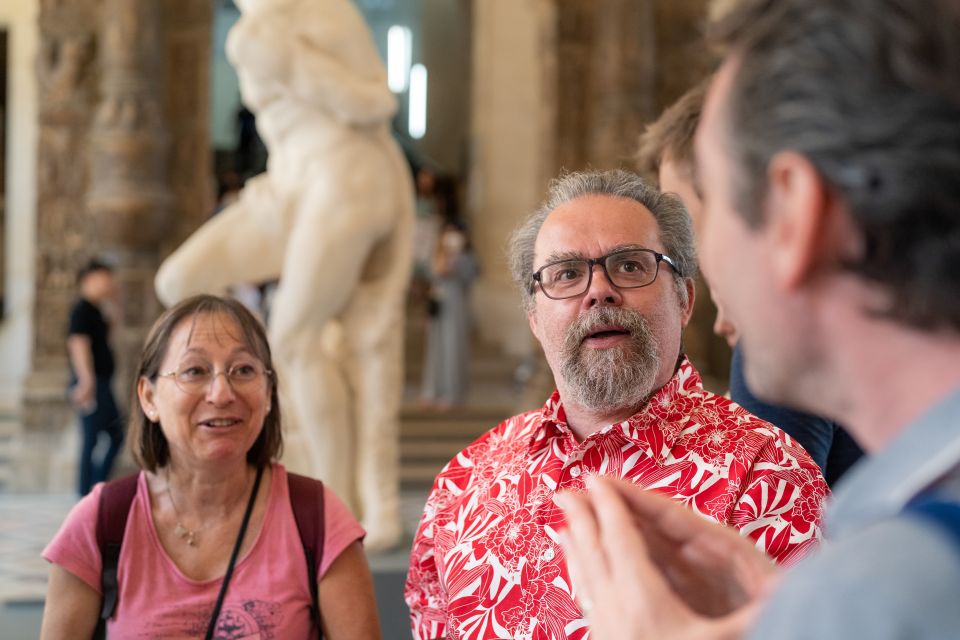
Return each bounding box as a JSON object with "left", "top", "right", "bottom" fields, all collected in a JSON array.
[
  {"left": 636, "top": 80, "right": 709, "bottom": 184},
  {"left": 128, "top": 295, "right": 283, "bottom": 471}
]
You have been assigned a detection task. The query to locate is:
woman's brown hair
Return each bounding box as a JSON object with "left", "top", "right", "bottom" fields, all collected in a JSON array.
[{"left": 128, "top": 294, "right": 283, "bottom": 471}]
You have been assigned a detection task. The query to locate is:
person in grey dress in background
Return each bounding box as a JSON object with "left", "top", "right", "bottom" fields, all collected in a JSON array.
[{"left": 420, "top": 221, "right": 479, "bottom": 410}]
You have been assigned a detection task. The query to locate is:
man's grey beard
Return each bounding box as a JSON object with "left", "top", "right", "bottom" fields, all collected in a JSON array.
[{"left": 559, "top": 306, "right": 661, "bottom": 413}]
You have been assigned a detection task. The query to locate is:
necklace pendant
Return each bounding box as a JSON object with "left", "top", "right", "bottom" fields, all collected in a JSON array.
[{"left": 175, "top": 522, "right": 197, "bottom": 546}]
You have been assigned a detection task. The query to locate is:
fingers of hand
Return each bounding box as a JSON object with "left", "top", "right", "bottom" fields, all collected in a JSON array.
[
  {"left": 556, "top": 491, "right": 606, "bottom": 612},
  {"left": 588, "top": 478, "right": 674, "bottom": 603}
]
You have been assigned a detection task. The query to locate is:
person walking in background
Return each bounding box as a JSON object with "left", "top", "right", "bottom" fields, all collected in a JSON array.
[
  {"left": 67, "top": 259, "right": 123, "bottom": 496},
  {"left": 420, "top": 220, "right": 479, "bottom": 410}
]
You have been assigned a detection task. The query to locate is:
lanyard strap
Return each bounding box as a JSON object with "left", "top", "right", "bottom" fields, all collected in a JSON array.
[{"left": 204, "top": 465, "right": 265, "bottom": 640}]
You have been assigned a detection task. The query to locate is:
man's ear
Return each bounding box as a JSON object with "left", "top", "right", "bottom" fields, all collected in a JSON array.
[
  {"left": 679, "top": 278, "right": 696, "bottom": 327},
  {"left": 527, "top": 308, "right": 541, "bottom": 342},
  {"left": 765, "top": 151, "right": 831, "bottom": 291}
]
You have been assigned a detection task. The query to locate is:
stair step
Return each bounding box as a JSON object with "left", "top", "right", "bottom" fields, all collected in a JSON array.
[
  {"left": 401, "top": 420, "right": 494, "bottom": 441},
  {"left": 400, "top": 462, "right": 447, "bottom": 487},
  {"left": 0, "top": 420, "right": 20, "bottom": 438},
  {"left": 401, "top": 439, "right": 471, "bottom": 463},
  {"left": 401, "top": 404, "right": 514, "bottom": 421}
]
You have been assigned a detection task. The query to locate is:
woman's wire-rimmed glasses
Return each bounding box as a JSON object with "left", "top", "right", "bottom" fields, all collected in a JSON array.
[{"left": 158, "top": 362, "right": 272, "bottom": 394}]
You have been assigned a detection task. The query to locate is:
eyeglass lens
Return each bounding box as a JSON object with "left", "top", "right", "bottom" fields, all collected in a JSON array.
[
  {"left": 172, "top": 363, "right": 266, "bottom": 392},
  {"left": 538, "top": 250, "right": 660, "bottom": 299}
]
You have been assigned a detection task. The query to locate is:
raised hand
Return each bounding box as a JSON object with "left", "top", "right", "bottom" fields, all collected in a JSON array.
[{"left": 557, "top": 476, "right": 782, "bottom": 640}]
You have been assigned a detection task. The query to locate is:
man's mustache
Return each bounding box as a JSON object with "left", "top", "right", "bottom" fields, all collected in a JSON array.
[{"left": 564, "top": 307, "right": 648, "bottom": 350}]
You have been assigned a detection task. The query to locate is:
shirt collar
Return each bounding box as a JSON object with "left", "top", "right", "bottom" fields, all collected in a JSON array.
[
  {"left": 531, "top": 356, "right": 704, "bottom": 456},
  {"left": 827, "top": 387, "right": 960, "bottom": 536}
]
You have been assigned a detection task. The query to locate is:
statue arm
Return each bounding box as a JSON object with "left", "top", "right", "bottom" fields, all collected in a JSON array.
[{"left": 155, "top": 176, "right": 287, "bottom": 306}]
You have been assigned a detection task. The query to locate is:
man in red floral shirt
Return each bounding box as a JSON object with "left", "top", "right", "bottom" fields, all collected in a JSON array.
[{"left": 405, "top": 169, "right": 827, "bottom": 640}]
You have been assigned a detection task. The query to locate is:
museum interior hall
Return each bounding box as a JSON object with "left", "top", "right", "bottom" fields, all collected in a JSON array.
[{"left": 0, "top": 0, "right": 727, "bottom": 636}]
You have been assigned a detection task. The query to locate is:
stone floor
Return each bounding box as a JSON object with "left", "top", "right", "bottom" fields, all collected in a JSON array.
[{"left": 0, "top": 493, "right": 78, "bottom": 605}]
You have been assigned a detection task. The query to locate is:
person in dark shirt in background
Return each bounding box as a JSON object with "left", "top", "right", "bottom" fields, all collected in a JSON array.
[
  {"left": 637, "top": 82, "right": 863, "bottom": 486},
  {"left": 67, "top": 259, "right": 123, "bottom": 496}
]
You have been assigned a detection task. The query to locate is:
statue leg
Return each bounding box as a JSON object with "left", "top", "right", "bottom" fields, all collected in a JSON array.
[
  {"left": 341, "top": 287, "right": 405, "bottom": 551},
  {"left": 267, "top": 165, "right": 408, "bottom": 526},
  {"left": 267, "top": 195, "right": 372, "bottom": 512},
  {"left": 155, "top": 182, "right": 287, "bottom": 306},
  {"left": 271, "top": 317, "right": 356, "bottom": 510}
]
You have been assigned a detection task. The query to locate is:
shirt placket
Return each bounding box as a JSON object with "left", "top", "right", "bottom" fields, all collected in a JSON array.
[{"left": 553, "top": 424, "right": 589, "bottom": 492}]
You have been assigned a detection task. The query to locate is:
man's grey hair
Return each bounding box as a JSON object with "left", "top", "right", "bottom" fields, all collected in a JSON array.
[{"left": 507, "top": 169, "right": 698, "bottom": 312}]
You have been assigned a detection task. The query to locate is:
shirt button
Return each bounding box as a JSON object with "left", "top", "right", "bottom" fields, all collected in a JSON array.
[
  {"left": 542, "top": 547, "right": 556, "bottom": 561},
  {"left": 569, "top": 465, "right": 581, "bottom": 478}
]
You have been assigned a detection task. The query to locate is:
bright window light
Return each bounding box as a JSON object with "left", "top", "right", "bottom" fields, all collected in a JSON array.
[
  {"left": 408, "top": 64, "right": 428, "bottom": 139},
  {"left": 387, "top": 25, "right": 412, "bottom": 93}
]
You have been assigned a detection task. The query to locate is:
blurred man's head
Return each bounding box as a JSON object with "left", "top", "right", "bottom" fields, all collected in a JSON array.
[
  {"left": 637, "top": 81, "right": 708, "bottom": 231},
  {"left": 697, "top": 0, "right": 960, "bottom": 411},
  {"left": 508, "top": 170, "right": 697, "bottom": 413},
  {"left": 77, "top": 260, "right": 115, "bottom": 304},
  {"left": 638, "top": 80, "right": 739, "bottom": 347}
]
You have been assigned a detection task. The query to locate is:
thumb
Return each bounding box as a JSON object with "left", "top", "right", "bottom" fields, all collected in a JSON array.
[{"left": 715, "top": 596, "right": 766, "bottom": 640}]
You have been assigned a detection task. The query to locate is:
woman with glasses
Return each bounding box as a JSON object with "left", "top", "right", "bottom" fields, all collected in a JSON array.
[{"left": 40, "top": 294, "right": 380, "bottom": 639}]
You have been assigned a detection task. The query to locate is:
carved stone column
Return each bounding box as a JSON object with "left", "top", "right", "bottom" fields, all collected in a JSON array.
[
  {"left": 555, "top": 0, "right": 657, "bottom": 172},
  {"left": 18, "top": 0, "right": 210, "bottom": 491},
  {"left": 469, "top": 0, "right": 558, "bottom": 359},
  {"left": 16, "top": 0, "right": 100, "bottom": 491},
  {"left": 86, "top": 0, "right": 171, "bottom": 399},
  {"left": 160, "top": 0, "right": 214, "bottom": 253}
]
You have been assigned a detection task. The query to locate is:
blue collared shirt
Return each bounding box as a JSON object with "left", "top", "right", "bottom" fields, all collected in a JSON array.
[{"left": 751, "top": 389, "right": 960, "bottom": 639}]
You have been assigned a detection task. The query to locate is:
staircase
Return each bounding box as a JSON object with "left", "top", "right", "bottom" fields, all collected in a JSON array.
[
  {"left": 400, "top": 403, "right": 517, "bottom": 489},
  {"left": 399, "top": 308, "right": 525, "bottom": 491},
  {"left": 0, "top": 411, "right": 21, "bottom": 491}
]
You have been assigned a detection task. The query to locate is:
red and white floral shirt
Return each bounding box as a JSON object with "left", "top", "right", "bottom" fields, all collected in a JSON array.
[{"left": 405, "top": 358, "right": 827, "bottom": 640}]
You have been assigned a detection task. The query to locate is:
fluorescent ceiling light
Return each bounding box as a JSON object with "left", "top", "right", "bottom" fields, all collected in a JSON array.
[
  {"left": 387, "top": 25, "right": 412, "bottom": 93},
  {"left": 408, "top": 64, "right": 428, "bottom": 139}
]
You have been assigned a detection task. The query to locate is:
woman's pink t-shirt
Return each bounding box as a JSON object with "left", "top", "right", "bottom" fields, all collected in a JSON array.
[{"left": 43, "top": 463, "right": 364, "bottom": 639}]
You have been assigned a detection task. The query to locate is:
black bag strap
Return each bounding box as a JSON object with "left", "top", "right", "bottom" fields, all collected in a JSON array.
[
  {"left": 204, "top": 464, "right": 264, "bottom": 640},
  {"left": 287, "top": 472, "right": 326, "bottom": 631},
  {"left": 94, "top": 473, "right": 140, "bottom": 640}
]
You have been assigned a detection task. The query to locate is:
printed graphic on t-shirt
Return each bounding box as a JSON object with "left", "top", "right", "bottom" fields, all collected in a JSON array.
[{"left": 138, "top": 600, "right": 282, "bottom": 639}]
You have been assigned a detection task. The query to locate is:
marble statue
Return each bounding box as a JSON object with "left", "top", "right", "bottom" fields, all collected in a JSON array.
[{"left": 155, "top": 0, "right": 414, "bottom": 551}]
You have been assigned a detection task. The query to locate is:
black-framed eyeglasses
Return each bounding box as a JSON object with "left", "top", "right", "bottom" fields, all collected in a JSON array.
[
  {"left": 531, "top": 248, "right": 678, "bottom": 300},
  {"left": 158, "top": 362, "right": 273, "bottom": 394}
]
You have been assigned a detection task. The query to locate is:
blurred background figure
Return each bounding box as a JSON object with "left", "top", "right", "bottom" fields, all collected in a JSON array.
[
  {"left": 420, "top": 220, "right": 478, "bottom": 410},
  {"left": 66, "top": 259, "right": 123, "bottom": 496},
  {"left": 412, "top": 167, "right": 442, "bottom": 283}
]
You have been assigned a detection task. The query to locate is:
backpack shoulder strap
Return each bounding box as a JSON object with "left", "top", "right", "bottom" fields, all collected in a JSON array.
[
  {"left": 94, "top": 473, "right": 140, "bottom": 639},
  {"left": 287, "top": 471, "right": 326, "bottom": 629},
  {"left": 905, "top": 496, "right": 960, "bottom": 549}
]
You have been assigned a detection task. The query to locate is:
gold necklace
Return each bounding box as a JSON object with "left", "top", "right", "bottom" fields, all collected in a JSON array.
[
  {"left": 165, "top": 483, "right": 211, "bottom": 547},
  {"left": 164, "top": 469, "right": 256, "bottom": 547}
]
